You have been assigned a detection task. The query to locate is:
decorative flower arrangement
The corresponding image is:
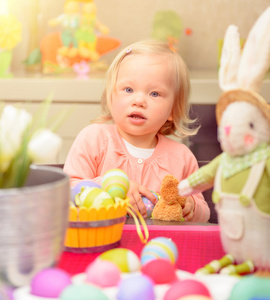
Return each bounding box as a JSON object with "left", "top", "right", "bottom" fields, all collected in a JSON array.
[
  {"left": 0, "top": 13, "right": 22, "bottom": 77},
  {"left": 0, "top": 14, "right": 22, "bottom": 51},
  {"left": 0, "top": 99, "right": 62, "bottom": 188}
]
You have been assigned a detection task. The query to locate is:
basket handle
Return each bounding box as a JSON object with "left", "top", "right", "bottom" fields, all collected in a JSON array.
[{"left": 126, "top": 205, "right": 149, "bottom": 244}]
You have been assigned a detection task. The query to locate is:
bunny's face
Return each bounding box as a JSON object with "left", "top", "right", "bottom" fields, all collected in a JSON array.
[{"left": 218, "top": 101, "right": 270, "bottom": 157}]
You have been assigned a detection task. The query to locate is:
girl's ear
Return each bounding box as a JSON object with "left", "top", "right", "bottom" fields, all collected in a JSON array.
[
  {"left": 167, "top": 112, "right": 173, "bottom": 121},
  {"left": 107, "top": 101, "right": 112, "bottom": 112},
  {"left": 107, "top": 96, "right": 112, "bottom": 113}
]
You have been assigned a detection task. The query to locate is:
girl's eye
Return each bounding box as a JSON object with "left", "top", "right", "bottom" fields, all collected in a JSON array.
[
  {"left": 150, "top": 91, "right": 159, "bottom": 97},
  {"left": 124, "top": 87, "right": 133, "bottom": 93},
  {"left": 249, "top": 122, "right": 254, "bottom": 129}
]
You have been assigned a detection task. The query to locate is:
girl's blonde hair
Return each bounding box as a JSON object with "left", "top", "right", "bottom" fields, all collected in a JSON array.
[{"left": 96, "top": 39, "right": 199, "bottom": 137}]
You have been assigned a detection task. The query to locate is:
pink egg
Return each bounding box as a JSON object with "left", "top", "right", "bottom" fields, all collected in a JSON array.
[
  {"left": 141, "top": 259, "right": 177, "bottom": 284},
  {"left": 177, "top": 295, "right": 212, "bottom": 300},
  {"left": 163, "top": 279, "right": 212, "bottom": 300},
  {"left": 178, "top": 296, "right": 212, "bottom": 300},
  {"left": 85, "top": 259, "right": 121, "bottom": 287},
  {"left": 31, "top": 268, "right": 72, "bottom": 298}
]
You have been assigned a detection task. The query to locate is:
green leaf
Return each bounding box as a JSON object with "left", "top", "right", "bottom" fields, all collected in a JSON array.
[
  {"left": 31, "top": 94, "right": 54, "bottom": 132},
  {"left": 47, "top": 105, "right": 75, "bottom": 133},
  {"left": 0, "top": 128, "right": 31, "bottom": 188},
  {"left": 23, "top": 48, "right": 42, "bottom": 66}
]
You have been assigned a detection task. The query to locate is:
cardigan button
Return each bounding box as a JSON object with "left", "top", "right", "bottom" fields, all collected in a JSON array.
[{"left": 137, "top": 158, "right": 143, "bottom": 164}]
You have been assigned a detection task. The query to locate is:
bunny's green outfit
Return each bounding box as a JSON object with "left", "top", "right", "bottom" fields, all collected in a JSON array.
[
  {"left": 187, "top": 142, "right": 270, "bottom": 214},
  {"left": 186, "top": 143, "right": 270, "bottom": 267}
]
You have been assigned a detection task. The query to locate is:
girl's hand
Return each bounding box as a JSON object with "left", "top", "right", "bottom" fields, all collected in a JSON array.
[
  {"left": 182, "top": 196, "right": 195, "bottom": 221},
  {"left": 127, "top": 180, "right": 158, "bottom": 218}
]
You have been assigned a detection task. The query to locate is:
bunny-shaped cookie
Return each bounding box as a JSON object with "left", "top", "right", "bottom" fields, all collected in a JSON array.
[{"left": 178, "top": 7, "right": 270, "bottom": 271}]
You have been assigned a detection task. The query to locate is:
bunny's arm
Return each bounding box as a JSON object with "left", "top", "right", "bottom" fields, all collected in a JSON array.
[
  {"left": 265, "top": 157, "right": 270, "bottom": 177},
  {"left": 178, "top": 154, "right": 222, "bottom": 196}
]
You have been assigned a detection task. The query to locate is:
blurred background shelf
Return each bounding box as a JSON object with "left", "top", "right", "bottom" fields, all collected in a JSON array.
[
  {"left": 1, "top": 70, "right": 270, "bottom": 103},
  {"left": 1, "top": 70, "right": 270, "bottom": 163}
]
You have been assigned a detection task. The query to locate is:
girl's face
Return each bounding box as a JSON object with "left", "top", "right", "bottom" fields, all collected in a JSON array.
[{"left": 110, "top": 53, "right": 175, "bottom": 148}]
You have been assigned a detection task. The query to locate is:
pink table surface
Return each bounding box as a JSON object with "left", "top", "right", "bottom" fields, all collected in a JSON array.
[{"left": 57, "top": 224, "right": 225, "bottom": 275}]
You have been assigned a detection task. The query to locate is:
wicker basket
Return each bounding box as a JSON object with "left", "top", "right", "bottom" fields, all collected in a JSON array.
[{"left": 64, "top": 199, "right": 129, "bottom": 253}]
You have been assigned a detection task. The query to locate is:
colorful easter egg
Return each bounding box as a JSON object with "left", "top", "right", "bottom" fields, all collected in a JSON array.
[
  {"left": 85, "top": 259, "right": 121, "bottom": 287},
  {"left": 142, "top": 193, "right": 159, "bottom": 218},
  {"left": 141, "top": 237, "right": 178, "bottom": 265},
  {"left": 141, "top": 258, "right": 177, "bottom": 284},
  {"left": 71, "top": 181, "right": 101, "bottom": 204},
  {"left": 76, "top": 187, "right": 114, "bottom": 208},
  {"left": 98, "top": 248, "right": 140, "bottom": 272},
  {"left": 163, "top": 279, "right": 212, "bottom": 300},
  {"left": 30, "top": 268, "right": 71, "bottom": 298},
  {"left": 116, "top": 274, "right": 155, "bottom": 300},
  {"left": 142, "top": 197, "right": 155, "bottom": 218},
  {"left": 101, "top": 169, "right": 130, "bottom": 199},
  {"left": 60, "top": 284, "right": 108, "bottom": 300}
]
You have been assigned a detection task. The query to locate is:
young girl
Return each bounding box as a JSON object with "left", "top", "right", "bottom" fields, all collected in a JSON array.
[{"left": 64, "top": 40, "right": 210, "bottom": 222}]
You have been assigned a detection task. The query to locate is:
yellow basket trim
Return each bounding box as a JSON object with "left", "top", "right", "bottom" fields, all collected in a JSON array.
[
  {"left": 69, "top": 206, "right": 78, "bottom": 221},
  {"left": 98, "top": 206, "right": 107, "bottom": 220},
  {"left": 68, "top": 198, "right": 129, "bottom": 222}
]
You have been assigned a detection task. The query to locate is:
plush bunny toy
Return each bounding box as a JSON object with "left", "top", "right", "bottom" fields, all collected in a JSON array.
[{"left": 178, "top": 6, "right": 270, "bottom": 271}]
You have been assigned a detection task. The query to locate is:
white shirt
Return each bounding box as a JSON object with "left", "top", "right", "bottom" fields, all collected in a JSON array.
[{"left": 123, "top": 139, "right": 155, "bottom": 159}]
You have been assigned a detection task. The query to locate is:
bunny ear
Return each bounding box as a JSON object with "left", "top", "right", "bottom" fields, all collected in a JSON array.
[
  {"left": 219, "top": 25, "right": 241, "bottom": 91},
  {"left": 237, "top": 7, "right": 270, "bottom": 93}
]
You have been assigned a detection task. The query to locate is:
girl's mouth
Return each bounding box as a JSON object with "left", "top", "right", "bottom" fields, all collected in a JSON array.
[
  {"left": 128, "top": 113, "right": 146, "bottom": 120},
  {"left": 130, "top": 114, "right": 145, "bottom": 119},
  {"left": 128, "top": 112, "right": 147, "bottom": 124}
]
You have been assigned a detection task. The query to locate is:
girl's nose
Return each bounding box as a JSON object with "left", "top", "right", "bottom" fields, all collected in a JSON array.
[
  {"left": 132, "top": 94, "right": 146, "bottom": 107},
  {"left": 224, "top": 125, "right": 231, "bottom": 136}
]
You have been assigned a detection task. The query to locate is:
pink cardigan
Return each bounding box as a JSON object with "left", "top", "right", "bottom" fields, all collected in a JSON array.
[{"left": 64, "top": 124, "right": 210, "bottom": 222}]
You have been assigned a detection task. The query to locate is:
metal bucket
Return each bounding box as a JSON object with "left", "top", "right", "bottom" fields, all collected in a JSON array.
[{"left": 0, "top": 165, "right": 70, "bottom": 287}]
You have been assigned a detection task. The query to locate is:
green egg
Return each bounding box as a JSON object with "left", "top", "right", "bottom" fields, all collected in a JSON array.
[
  {"left": 98, "top": 248, "right": 140, "bottom": 273},
  {"left": 60, "top": 284, "right": 108, "bottom": 300},
  {"left": 229, "top": 275, "right": 270, "bottom": 300},
  {"left": 78, "top": 187, "right": 114, "bottom": 208}
]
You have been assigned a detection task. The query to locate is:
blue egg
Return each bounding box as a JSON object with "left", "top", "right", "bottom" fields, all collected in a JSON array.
[
  {"left": 141, "top": 237, "right": 178, "bottom": 265},
  {"left": 71, "top": 181, "right": 101, "bottom": 204}
]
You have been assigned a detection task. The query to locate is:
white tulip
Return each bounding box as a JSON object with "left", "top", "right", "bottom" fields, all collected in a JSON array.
[
  {"left": 0, "top": 105, "right": 32, "bottom": 172},
  {"left": 28, "top": 129, "right": 62, "bottom": 164}
]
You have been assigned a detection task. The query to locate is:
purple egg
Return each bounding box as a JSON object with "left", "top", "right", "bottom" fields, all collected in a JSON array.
[
  {"left": 142, "top": 193, "right": 159, "bottom": 218},
  {"left": 142, "top": 197, "right": 155, "bottom": 218},
  {"left": 0, "top": 286, "right": 14, "bottom": 300},
  {"left": 117, "top": 275, "right": 155, "bottom": 300},
  {"left": 71, "top": 181, "right": 101, "bottom": 204},
  {"left": 30, "top": 268, "right": 72, "bottom": 298}
]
